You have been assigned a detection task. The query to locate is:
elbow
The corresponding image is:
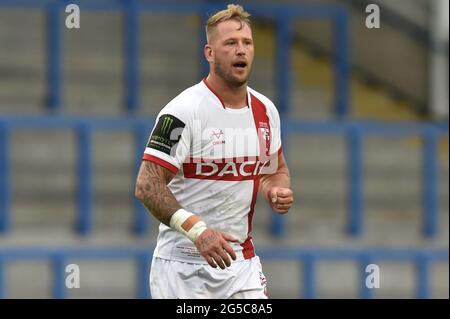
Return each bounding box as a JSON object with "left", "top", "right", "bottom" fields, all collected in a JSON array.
[{"left": 134, "top": 181, "right": 145, "bottom": 203}]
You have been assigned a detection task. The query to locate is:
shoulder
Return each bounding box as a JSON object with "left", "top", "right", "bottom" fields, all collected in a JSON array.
[
  {"left": 158, "top": 82, "right": 205, "bottom": 123},
  {"left": 248, "top": 87, "right": 280, "bottom": 121}
]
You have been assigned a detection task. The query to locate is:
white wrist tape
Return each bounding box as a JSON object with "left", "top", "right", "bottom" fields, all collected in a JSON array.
[{"left": 169, "top": 209, "right": 207, "bottom": 242}]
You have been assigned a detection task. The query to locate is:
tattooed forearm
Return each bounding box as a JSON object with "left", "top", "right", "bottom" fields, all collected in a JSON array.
[{"left": 135, "top": 160, "right": 181, "bottom": 226}]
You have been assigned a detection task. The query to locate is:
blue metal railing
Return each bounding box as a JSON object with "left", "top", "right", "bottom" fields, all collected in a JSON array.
[
  {"left": 0, "top": 116, "right": 152, "bottom": 235},
  {"left": 283, "top": 120, "right": 449, "bottom": 238},
  {"left": 0, "top": 116, "right": 447, "bottom": 238},
  {"left": 0, "top": 247, "right": 446, "bottom": 298},
  {"left": 0, "top": 125, "right": 10, "bottom": 233},
  {"left": 0, "top": 0, "right": 350, "bottom": 117}
]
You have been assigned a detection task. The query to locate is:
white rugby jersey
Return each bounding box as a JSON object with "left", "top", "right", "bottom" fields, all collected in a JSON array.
[{"left": 143, "top": 79, "right": 283, "bottom": 263}]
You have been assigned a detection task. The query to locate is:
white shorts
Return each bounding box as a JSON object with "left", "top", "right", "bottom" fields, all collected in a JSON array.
[{"left": 149, "top": 256, "right": 268, "bottom": 299}]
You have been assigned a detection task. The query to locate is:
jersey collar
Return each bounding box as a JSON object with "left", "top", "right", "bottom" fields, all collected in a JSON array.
[{"left": 202, "top": 78, "right": 250, "bottom": 109}]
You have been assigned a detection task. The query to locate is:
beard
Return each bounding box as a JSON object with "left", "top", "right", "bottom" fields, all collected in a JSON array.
[{"left": 214, "top": 58, "right": 250, "bottom": 88}]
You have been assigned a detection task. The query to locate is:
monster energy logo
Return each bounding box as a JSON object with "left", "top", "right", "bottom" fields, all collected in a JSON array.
[{"left": 161, "top": 117, "right": 174, "bottom": 134}]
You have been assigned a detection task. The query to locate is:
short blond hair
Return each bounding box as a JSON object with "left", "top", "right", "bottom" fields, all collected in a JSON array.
[{"left": 206, "top": 4, "right": 251, "bottom": 42}]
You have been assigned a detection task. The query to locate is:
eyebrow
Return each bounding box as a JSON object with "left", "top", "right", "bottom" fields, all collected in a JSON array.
[{"left": 223, "top": 37, "right": 253, "bottom": 42}]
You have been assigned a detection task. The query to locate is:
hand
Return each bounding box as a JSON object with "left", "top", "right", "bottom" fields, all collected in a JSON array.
[
  {"left": 267, "top": 187, "right": 293, "bottom": 214},
  {"left": 194, "top": 229, "right": 238, "bottom": 269}
]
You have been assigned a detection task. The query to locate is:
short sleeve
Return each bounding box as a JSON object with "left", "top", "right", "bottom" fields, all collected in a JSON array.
[
  {"left": 268, "top": 103, "right": 282, "bottom": 157},
  {"left": 143, "top": 103, "right": 191, "bottom": 174}
]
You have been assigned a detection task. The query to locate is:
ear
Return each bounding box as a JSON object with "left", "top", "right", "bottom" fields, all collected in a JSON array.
[{"left": 204, "top": 44, "right": 214, "bottom": 63}]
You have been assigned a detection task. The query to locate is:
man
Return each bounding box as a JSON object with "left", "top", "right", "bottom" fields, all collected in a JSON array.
[{"left": 135, "top": 4, "right": 293, "bottom": 299}]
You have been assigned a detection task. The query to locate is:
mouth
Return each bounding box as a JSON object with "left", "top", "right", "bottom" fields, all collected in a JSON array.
[{"left": 232, "top": 61, "right": 247, "bottom": 71}]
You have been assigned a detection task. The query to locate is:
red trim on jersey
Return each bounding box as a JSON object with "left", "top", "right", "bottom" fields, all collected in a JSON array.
[
  {"left": 278, "top": 145, "right": 283, "bottom": 156},
  {"left": 142, "top": 154, "right": 178, "bottom": 174},
  {"left": 241, "top": 237, "right": 255, "bottom": 259},
  {"left": 250, "top": 93, "right": 271, "bottom": 162},
  {"left": 240, "top": 94, "right": 272, "bottom": 260},
  {"left": 203, "top": 78, "right": 226, "bottom": 108},
  {"left": 183, "top": 156, "right": 266, "bottom": 181},
  {"left": 245, "top": 91, "right": 249, "bottom": 108},
  {"left": 202, "top": 78, "right": 250, "bottom": 109},
  {"left": 241, "top": 177, "right": 259, "bottom": 259}
]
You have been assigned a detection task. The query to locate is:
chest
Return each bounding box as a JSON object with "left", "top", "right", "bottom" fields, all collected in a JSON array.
[{"left": 192, "top": 108, "right": 271, "bottom": 159}]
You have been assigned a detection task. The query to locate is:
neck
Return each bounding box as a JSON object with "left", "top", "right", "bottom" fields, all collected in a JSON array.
[{"left": 205, "top": 74, "right": 248, "bottom": 109}]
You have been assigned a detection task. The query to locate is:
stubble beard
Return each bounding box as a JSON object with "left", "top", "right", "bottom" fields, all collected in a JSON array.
[{"left": 214, "top": 59, "right": 250, "bottom": 89}]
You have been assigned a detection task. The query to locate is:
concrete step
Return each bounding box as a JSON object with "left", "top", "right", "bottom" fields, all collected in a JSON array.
[
  {"left": 2, "top": 247, "right": 447, "bottom": 299},
  {"left": 7, "top": 178, "right": 448, "bottom": 245},
  {"left": 1, "top": 218, "right": 448, "bottom": 298},
  {"left": 10, "top": 131, "right": 446, "bottom": 199},
  {"left": 0, "top": 7, "right": 336, "bottom": 120}
]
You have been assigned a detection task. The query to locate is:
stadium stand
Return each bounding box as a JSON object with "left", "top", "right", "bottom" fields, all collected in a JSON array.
[{"left": 0, "top": 0, "right": 448, "bottom": 298}]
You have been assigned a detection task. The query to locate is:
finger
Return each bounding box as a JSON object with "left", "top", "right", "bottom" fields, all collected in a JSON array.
[
  {"left": 274, "top": 196, "right": 293, "bottom": 204},
  {"left": 211, "top": 252, "right": 226, "bottom": 270},
  {"left": 205, "top": 256, "right": 217, "bottom": 268},
  {"left": 274, "top": 202, "right": 291, "bottom": 209},
  {"left": 277, "top": 189, "right": 293, "bottom": 197},
  {"left": 223, "top": 242, "right": 237, "bottom": 261},
  {"left": 268, "top": 189, "right": 278, "bottom": 203},
  {"left": 217, "top": 248, "right": 231, "bottom": 267},
  {"left": 221, "top": 232, "right": 239, "bottom": 242},
  {"left": 275, "top": 206, "right": 290, "bottom": 213},
  {"left": 275, "top": 203, "right": 292, "bottom": 211},
  {"left": 273, "top": 200, "right": 291, "bottom": 208}
]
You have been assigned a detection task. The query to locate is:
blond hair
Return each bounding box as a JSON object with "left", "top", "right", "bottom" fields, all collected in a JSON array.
[{"left": 206, "top": 4, "right": 251, "bottom": 43}]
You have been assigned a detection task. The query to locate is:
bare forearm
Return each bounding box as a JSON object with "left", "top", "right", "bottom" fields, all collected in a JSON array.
[
  {"left": 259, "top": 168, "right": 290, "bottom": 201},
  {"left": 135, "top": 161, "right": 181, "bottom": 226}
]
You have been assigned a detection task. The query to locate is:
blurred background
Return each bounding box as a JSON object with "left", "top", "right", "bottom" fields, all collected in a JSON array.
[{"left": 0, "top": 0, "right": 448, "bottom": 298}]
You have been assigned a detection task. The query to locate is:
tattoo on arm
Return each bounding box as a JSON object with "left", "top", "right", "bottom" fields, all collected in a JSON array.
[{"left": 135, "top": 160, "right": 181, "bottom": 226}]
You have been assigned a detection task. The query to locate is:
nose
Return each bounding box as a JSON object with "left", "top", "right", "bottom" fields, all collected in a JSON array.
[{"left": 236, "top": 41, "right": 246, "bottom": 55}]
